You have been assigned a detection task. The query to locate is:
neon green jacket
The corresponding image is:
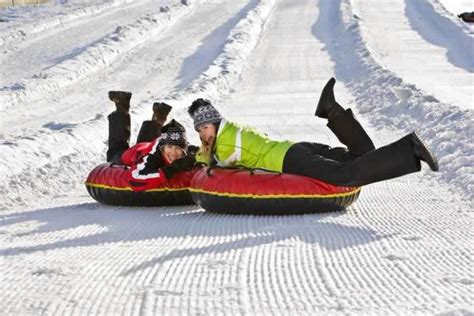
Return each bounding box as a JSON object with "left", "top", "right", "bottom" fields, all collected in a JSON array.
[{"left": 196, "top": 119, "right": 294, "bottom": 172}]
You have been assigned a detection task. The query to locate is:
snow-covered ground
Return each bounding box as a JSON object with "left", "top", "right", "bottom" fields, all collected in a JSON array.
[
  {"left": 439, "top": 0, "right": 474, "bottom": 19},
  {"left": 0, "top": 0, "right": 473, "bottom": 314}
]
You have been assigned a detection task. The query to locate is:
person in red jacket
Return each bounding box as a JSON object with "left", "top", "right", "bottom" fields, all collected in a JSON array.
[{"left": 106, "top": 91, "right": 195, "bottom": 191}]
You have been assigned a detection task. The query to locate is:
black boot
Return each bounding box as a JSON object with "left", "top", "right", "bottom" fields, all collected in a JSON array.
[
  {"left": 411, "top": 132, "right": 439, "bottom": 171},
  {"left": 315, "top": 77, "right": 345, "bottom": 121},
  {"left": 152, "top": 102, "right": 172, "bottom": 125},
  {"left": 109, "top": 91, "right": 132, "bottom": 114},
  {"left": 136, "top": 102, "right": 173, "bottom": 143}
]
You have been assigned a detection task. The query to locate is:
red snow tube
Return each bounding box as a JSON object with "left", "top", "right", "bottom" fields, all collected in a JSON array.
[
  {"left": 190, "top": 168, "right": 361, "bottom": 215},
  {"left": 85, "top": 163, "right": 195, "bottom": 206}
]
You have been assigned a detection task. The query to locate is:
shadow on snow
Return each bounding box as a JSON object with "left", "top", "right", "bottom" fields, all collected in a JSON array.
[{"left": 0, "top": 201, "right": 387, "bottom": 275}]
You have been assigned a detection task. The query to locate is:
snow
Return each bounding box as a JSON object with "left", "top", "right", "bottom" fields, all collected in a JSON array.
[
  {"left": 439, "top": 0, "right": 474, "bottom": 18},
  {"left": 351, "top": 0, "right": 473, "bottom": 109},
  {"left": 0, "top": 0, "right": 473, "bottom": 314}
]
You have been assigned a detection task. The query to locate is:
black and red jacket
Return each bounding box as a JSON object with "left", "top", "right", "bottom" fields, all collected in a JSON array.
[{"left": 120, "top": 137, "right": 169, "bottom": 192}]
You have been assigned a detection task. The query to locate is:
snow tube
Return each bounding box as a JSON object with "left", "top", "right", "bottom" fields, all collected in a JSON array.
[
  {"left": 85, "top": 163, "right": 195, "bottom": 206},
  {"left": 190, "top": 168, "right": 361, "bottom": 215}
]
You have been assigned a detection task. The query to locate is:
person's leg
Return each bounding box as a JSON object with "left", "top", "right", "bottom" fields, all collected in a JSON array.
[
  {"left": 136, "top": 121, "right": 160, "bottom": 143},
  {"left": 327, "top": 109, "right": 375, "bottom": 156},
  {"left": 283, "top": 134, "right": 423, "bottom": 187},
  {"left": 107, "top": 111, "right": 130, "bottom": 164},
  {"left": 314, "top": 78, "right": 437, "bottom": 172},
  {"left": 316, "top": 78, "right": 375, "bottom": 156},
  {"left": 289, "top": 142, "right": 357, "bottom": 163},
  {"left": 106, "top": 91, "right": 132, "bottom": 163}
]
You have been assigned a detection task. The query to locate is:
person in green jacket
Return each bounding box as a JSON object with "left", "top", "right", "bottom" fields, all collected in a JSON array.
[{"left": 188, "top": 78, "right": 438, "bottom": 187}]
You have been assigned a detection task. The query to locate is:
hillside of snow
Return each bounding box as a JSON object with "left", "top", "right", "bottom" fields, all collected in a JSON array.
[{"left": 0, "top": 0, "right": 472, "bottom": 314}]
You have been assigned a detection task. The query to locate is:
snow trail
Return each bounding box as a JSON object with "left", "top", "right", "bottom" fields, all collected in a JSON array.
[
  {"left": 0, "top": 0, "right": 146, "bottom": 46},
  {"left": 313, "top": 0, "right": 473, "bottom": 199},
  {"left": 0, "top": 0, "right": 157, "bottom": 88},
  {"left": 351, "top": 0, "right": 473, "bottom": 109},
  {"left": 0, "top": 0, "right": 472, "bottom": 314},
  {"left": 438, "top": 0, "right": 474, "bottom": 32},
  {"left": 0, "top": 1, "right": 205, "bottom": 112},
  {"left": 218, "top": 0, "right": 472, "bottom": 312},
  {"left": 0, "top": 0, "right": 276, "bottom": 208}
]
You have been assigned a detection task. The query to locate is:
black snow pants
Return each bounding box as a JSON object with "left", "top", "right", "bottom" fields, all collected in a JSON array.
[
  {"left": 106, "top": 111, "right": 161, "bottom": 164},
  {"left": 282, "top": 109, "right": 421, "bottom": 187}
]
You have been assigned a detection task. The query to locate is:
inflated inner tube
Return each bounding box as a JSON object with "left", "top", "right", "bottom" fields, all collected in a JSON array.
[
  {"left": 190, "top": 167, "right": 361, "bottom": 215},
  {"left": 85, "top": 163, "right": 195, "bottom": 206}
]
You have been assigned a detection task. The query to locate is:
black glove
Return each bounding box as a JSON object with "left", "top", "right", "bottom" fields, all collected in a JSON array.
[
  {"left": 187, "top": 144, "right": 200, "bottom": 157},
  {"left": 161, "top": 155, "right": 196, "bottom": 179}
]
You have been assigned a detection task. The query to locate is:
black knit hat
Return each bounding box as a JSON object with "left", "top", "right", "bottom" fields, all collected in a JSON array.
[
  {"left": 187, "top": 98, "right": 222, "bottom": 130},
  {"left": 159, "top": 119, "right": 188, "bottom": 152}
]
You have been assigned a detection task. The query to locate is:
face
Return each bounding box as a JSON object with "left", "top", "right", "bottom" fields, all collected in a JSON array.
[
  {"left": 197, "top": 123, "right": 217, "bottom": 144},
  {"left": 161, "top": 144, "right": 185, "bottom": 163}
]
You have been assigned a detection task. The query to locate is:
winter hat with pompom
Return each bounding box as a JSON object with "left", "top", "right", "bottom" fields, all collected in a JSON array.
[
  {"left": 159, "top": 119, "right": 188, "bottom": 152},
  {"left": 187, "top": 98, "right": 222, "bottom": 131}
]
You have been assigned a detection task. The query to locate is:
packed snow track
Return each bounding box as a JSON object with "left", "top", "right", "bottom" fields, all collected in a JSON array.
[{"left": 0, "top": 0, "right": 472, "bottom": 315}]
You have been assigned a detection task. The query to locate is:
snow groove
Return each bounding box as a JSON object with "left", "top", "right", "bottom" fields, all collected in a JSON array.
[
  {"left": 314, "top": 0, "right": 474, "bottom": 199},
  {"left": 1, "top": 185, "right": 471, "bottom": 314},
  {"left": 1, "top": 0, "right": 473, "bottom": 314},
  {"left": 0, "top": 1, "right": 202, "bottom": 112},
  {"left": 404, "top": 0, "right": 474, "bottom": 70},
  {"left": 0, "top": 116, "right": 106, "bottom": 209},
  {"left": 424, "top": 0, "right": 474, "bottom": 36},
  {"left": 0, "top": 0, "right": 277, "bottom": 209},
  {"left": 350, "top": 0, "right": 473, "bottom": 109},
  {"left": 167, "top": 0, "right": 277, "bottom": 115},
  {"left": 0, "top": 0, "right": 149, "bottom": 47}
]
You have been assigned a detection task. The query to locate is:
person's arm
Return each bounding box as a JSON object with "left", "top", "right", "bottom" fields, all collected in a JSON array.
[
  {"left": 128, "top": 154, "right": 166, "bottom": 191},
  {"left": 161, "top": 156, "right": 196, "bottom": 179},
  {"left": 195, "top": 149, "right": 211, "bottom": 166},
  {"left": 128, "top": 155, "right": 195, "bottom": 192},
  {"left": 127, "top": 138, "right": 166, "bottom": 191},
  {"left": 127, "top": 139, "right": 196, "bottom": 191}
]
